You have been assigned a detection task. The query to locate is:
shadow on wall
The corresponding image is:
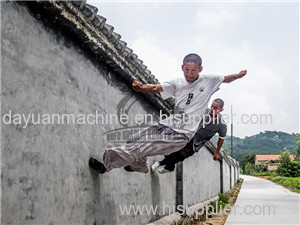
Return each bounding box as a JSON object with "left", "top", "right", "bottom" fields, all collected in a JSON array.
[
  {"left": 150, "top": 171, "right": 161, "bottom": 222},
  {"left": 87, "top": 168, "right": 117, "bottom": 225}
]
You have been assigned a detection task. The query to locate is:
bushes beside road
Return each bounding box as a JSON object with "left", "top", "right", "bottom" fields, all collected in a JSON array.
[{"left": 268, "top": 176, "right": 300, "bottom": 193}]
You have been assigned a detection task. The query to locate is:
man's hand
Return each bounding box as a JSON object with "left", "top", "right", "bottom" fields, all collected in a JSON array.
[
  {"left": 239, "top": 70, "right": 247, "bottom": 78},
  {"left": 132, "top": 80, "right": 143, "bottom": 92},
  {"left": 223, "top": 70, "right": 247, "bottom": 83},
  {"left": 213, "top": 153, "right": 219, "bottom": 161},
  {"left": 132, "top": 81, "right": 163, "bottom": 93}
]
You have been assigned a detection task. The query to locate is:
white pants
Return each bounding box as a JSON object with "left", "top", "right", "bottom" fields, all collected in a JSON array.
[{"left": 103, "top": 124, "right": 189, "bottom": 172}]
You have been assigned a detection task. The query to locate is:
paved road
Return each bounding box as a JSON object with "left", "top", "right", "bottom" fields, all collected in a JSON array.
[{"left": 225, "top": 175, "right": 299, "bottom": 225}]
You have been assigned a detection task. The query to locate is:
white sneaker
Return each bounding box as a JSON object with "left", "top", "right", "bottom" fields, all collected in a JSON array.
[
  {"left": 151, "top": 161, "right": 161, "bottom": 171},
  {"left": 158, "top": 168, "right": 172, "bottom": 174}
]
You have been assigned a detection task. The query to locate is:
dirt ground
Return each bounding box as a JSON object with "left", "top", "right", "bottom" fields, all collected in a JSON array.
[{"left": 179, "top": 178, "right": 244, "bottom": 225}]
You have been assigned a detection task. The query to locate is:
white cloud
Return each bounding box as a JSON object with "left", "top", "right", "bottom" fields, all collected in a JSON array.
[
  {"left": 131, "top": 38, "right": 182, "bottom": 82},
  {"left": 194, "top": 8, "right": 235, "bottom": 27}
]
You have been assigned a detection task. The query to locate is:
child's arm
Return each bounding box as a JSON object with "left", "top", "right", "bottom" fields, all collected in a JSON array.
[{"left": 223, "top": 70, "right": 247, "bottom": 83}]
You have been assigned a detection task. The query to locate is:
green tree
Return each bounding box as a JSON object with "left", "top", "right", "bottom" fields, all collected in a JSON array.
[
  {"left": 276, "top": 149, "right": 300, "bottom": 177},
  {"left": 241, "top": 154, "right": 256, "bottom": 171},
  {"left": 244, "top": 162, "right": 256, "bottom": 175},
  {"left": 294, "top": 135, "right": 300, "bottom": 161},
  {"left": 279, "top": 149, "right": 291, "bottom": 167},
  {"left": 255, "top": 164, "right": 266, "bottom": 173}
]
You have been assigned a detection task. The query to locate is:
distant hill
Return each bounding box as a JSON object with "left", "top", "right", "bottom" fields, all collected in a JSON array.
[{"left": 211, "top": 131, "right": 299, "bottom": 162}]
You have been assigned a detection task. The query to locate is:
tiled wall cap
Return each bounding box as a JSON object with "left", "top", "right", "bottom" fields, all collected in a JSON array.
[
  {"left": 82, "top": 3, "right": 98, "bottom": 21},
  {"left": 123, "top": 47, "right": 133, "bottom": 58},
  {"left": 93, "top": 15, "right": 106, "bottom": 29},
  {"left": 102, "top": 23, "right": 114, "bottom": 38},
  {"left": 110, "top": 32, "right": 121, "bottom": 45},
  {"left": 116, "top": 40, "right": 127, "bottom": 52}
]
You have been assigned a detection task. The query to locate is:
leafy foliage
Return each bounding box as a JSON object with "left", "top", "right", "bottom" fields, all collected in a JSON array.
[
  {"left": 253, "top": 172, "right": 276, "bottom": 177},
  {"left": 208, "top": 194, "right": 229, "bottom": 213},
  {"left": 211, "top": 131, "right": 298, "bottom": 163},
  {"left": 279, "top": 150, "right": 291, "bottom": 166},
  {"left": 294, "top": 135, "right": 300, "bottom": 160},
  {"left": 243, "top": 162, "right": 256, "bottom": 175},
  {"left": 218, "top": 193, "right": 229, "bottom": 204},
  {"left": 276, "top": 150, "right": 300, "bottom": 177},
  {"left": 241, "top": 154, "right": 256, "bottom": 170},
  {"left": 277, "top": 161, "right": 300, "bottom": 177},
  {"left": 269, "top": 176, "right": 300, "bottom": 193}
]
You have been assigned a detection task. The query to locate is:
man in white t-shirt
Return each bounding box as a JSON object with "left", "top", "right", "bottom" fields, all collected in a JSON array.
[{"left": 89, "top": 53, "right": 247, "bottom": 174}]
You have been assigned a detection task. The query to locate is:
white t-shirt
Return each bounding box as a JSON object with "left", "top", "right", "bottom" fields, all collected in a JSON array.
[{"left": 159, "top": 74, "right": 224, "bottom": 139}]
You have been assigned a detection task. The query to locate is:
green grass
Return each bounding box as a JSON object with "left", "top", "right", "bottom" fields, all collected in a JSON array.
[
  {"left": 269, "top": 176, "right": 300, "bottom": 193},
  {"left": 253, "top": 172, "right": 277, "bottom": 177},
  {"left": 208, "top": 194, "right": 229, "bottom": 213}
]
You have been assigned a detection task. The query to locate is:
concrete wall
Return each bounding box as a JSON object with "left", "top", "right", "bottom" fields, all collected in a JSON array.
[
  {"left": 181, "top": 147, "right": 239, "bottom": 206},
  {"left": 230, "top": 165, "right": 235, "bottom": 188},
  {"left": 1, "top": 2, "right": 240, "bottom": 225},
  {"left": 222, "top": 155, "right": 231, "bottom": 193},
  {"left": 183, "top": 146, "right": 221, "bottom": 206},
  {"left": 235, "top": 164, "right": 239, "bottom": 183}
]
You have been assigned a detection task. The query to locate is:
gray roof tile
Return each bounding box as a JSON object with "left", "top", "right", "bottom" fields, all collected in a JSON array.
[
  {"left": 128, "top": 53, "right": 138, "bottom": 62},
  {"left": 102, "top": 23, "right": 114, "bottom": 38},
  {"left": 110, "top": 32, "right": 121, "bottom": 45},
  {"left": 123, "top": 47, "right": 133, "bottom": 58},
  {"left": 72, "top": 0, "right": 86, "bottom": 9},
  {"left": 116, "top": 40, "right": 127, "bottom": 52},
  {"left": 93, "top": 15, "right": 106, "bottom": 29},
  {"left": 82, "top": 3, "right": 98, "bottom": 20},
  {"left": 135, "top": 58, "right": 143, "bottom": 68},
  {"left": 139, "top": 64, "right": 147, "bottom": 73}
]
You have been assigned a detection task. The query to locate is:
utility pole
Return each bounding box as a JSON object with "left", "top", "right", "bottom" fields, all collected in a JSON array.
[{"left": 231, "top": 105, "right": 233, "bottom": 157}]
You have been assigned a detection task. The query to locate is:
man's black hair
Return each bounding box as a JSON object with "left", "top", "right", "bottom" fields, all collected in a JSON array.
[{"left": 183, "top": 53, "right": 202, "bottom": 68}]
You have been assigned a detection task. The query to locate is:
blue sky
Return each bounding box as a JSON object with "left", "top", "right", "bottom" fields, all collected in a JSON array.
[{"left": 89, "top": 1, "right": 299, "bottom": 138}]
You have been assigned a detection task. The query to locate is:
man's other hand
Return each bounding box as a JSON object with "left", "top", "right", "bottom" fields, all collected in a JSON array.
[
  {"left": 132, "top": 80, "right": 143, "bottom": 92},
  {"left": 213, "top": 153, "right": 219, "bottom": 161},
  {"left": 239, "top": 70, "right": 247, "bottom": 77}
]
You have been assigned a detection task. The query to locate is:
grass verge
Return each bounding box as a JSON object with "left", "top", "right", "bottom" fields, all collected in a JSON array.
[
  {"left": 252, "top": 173, "right": 300, "bottom": 194},
  {"left": 268, "top": 176, "right": 300, "bottom": 194},
  {"left": 178, "top": 178, "right": 243, "bottom": 225}
]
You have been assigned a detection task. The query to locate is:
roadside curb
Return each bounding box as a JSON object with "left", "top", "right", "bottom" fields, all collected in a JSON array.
[{"left": 147, "top": 196, "right": 219, "bottom": 225}]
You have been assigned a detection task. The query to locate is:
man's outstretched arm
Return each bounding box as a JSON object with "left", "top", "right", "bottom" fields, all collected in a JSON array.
[
  {"left": 132, "top": 80, "right": 163, "bottom": 93},
  {"left": 223, "top": 70, "right": 247, "bottom": 83},
  {"left": 213, "top": 138, "right": 225, "bottom": 161}
]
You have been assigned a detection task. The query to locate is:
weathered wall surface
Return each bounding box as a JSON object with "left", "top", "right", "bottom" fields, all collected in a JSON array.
[
  {"left": 1, "top": 2, "right": 239, "bottom": 225},
  {"left": 182, "top": 147, "right": 240, "bottom": 206},
  {"left": 222, "top": 158, "right": 232, "bottom": 193},
  {"left": 183, "top": 146, "right": 221, "bottom": 206},
  {"left": 231, "top": 165, "right": 235, "bottom": 188}
]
